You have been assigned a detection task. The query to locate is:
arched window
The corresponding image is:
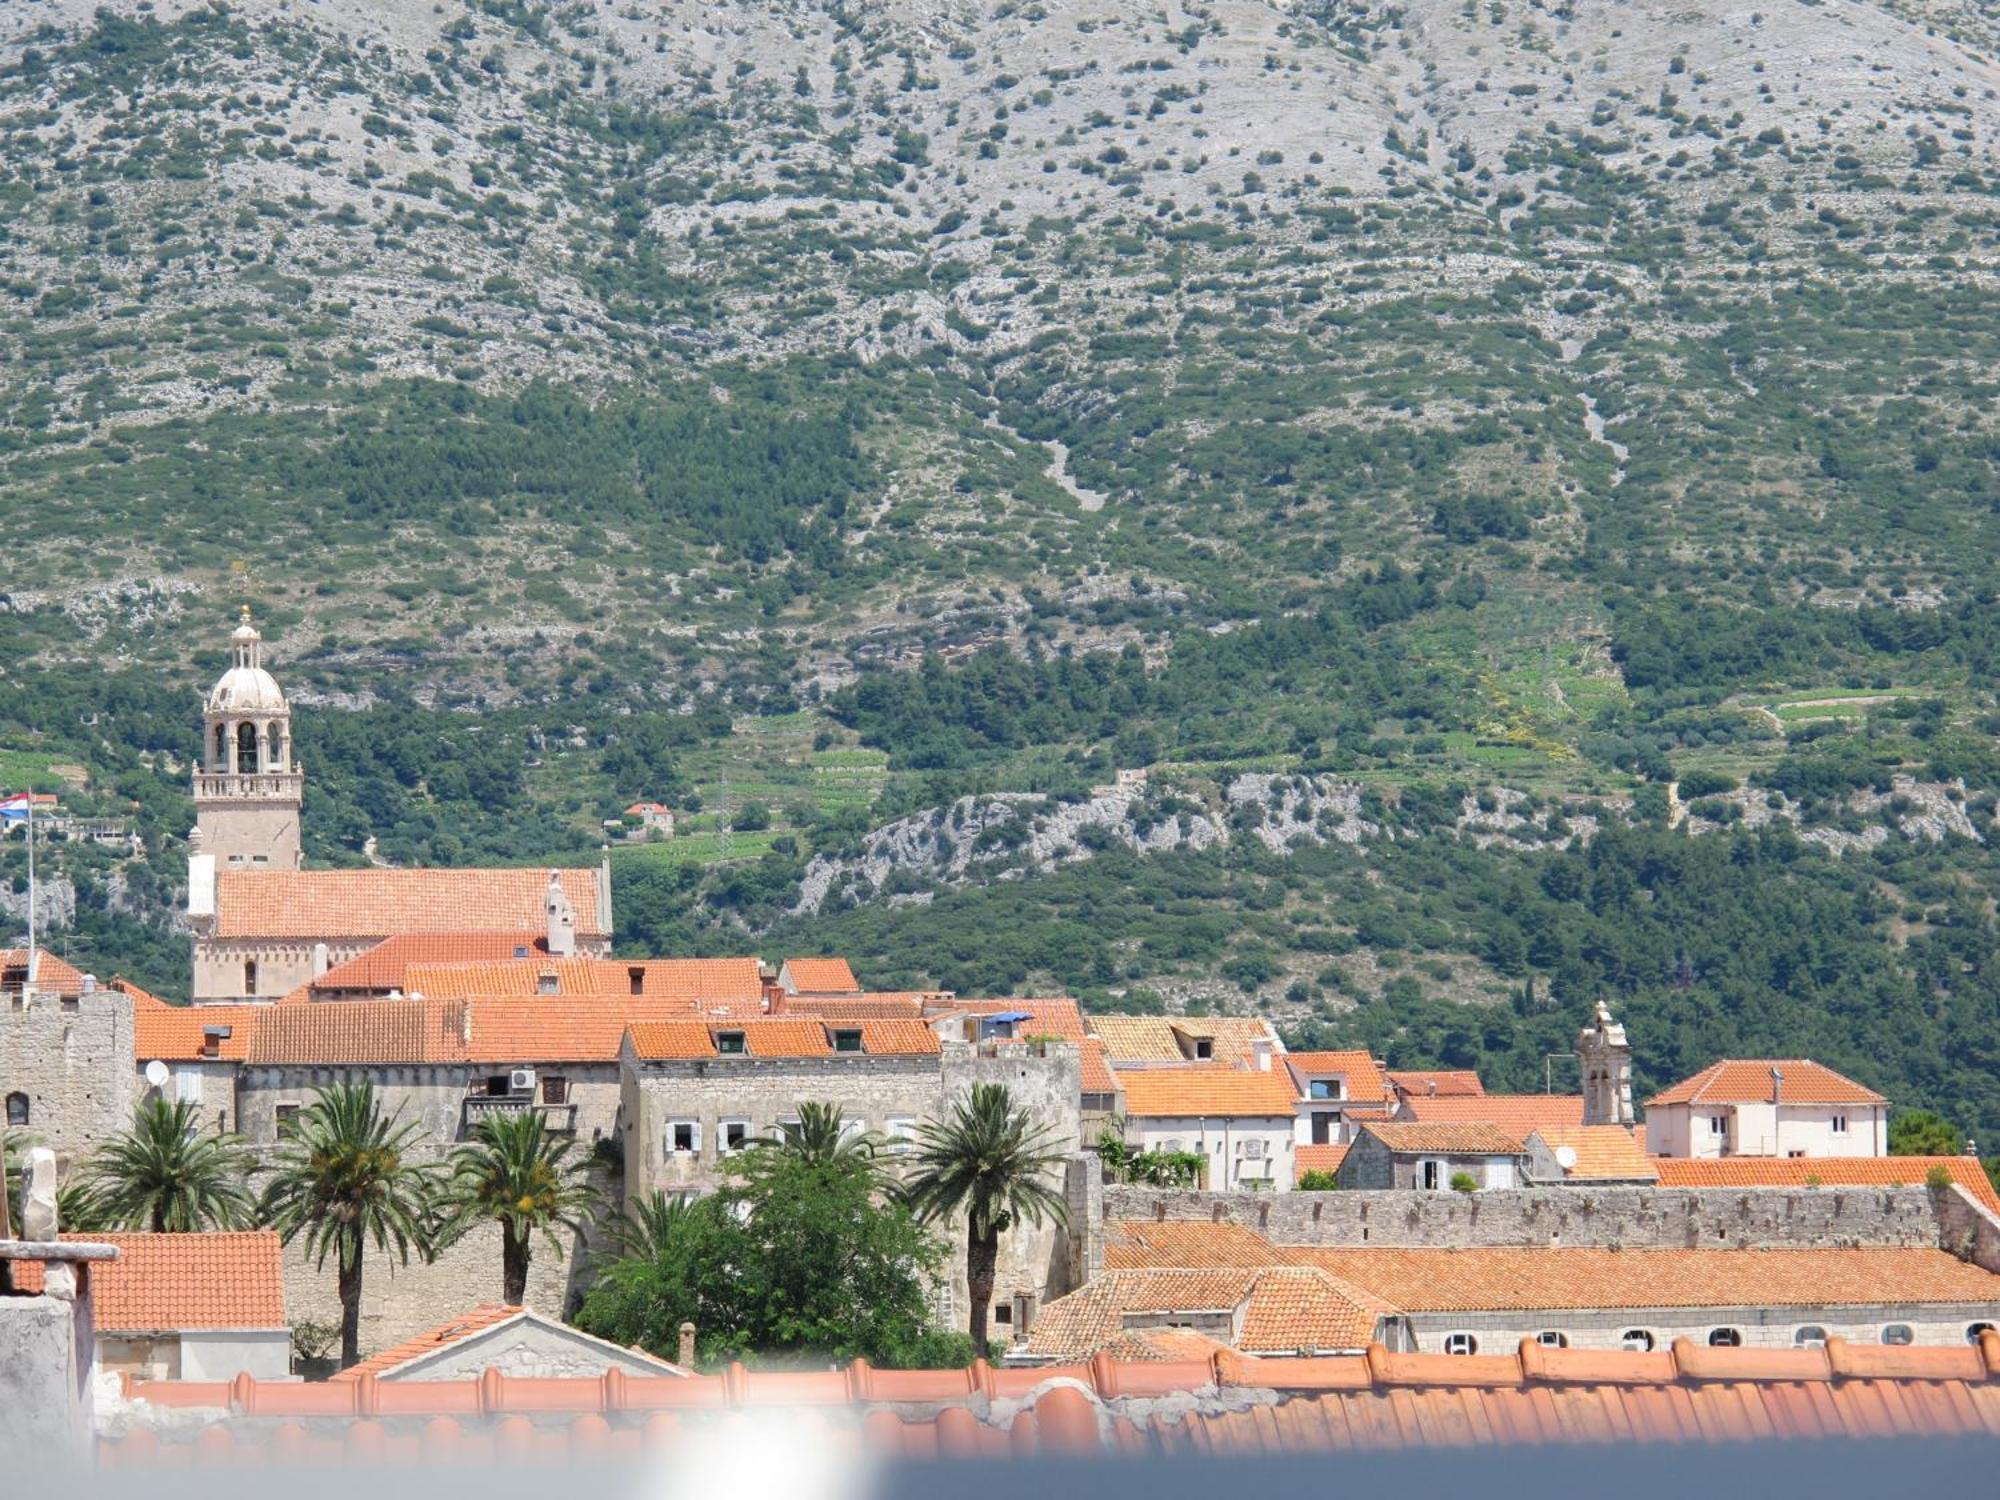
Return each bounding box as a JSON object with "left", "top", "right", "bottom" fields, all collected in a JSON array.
[
  {"left": 1620, "top": 1329, "right": 1655, "bottom": 1352},
  {"left": 265, "top": 724, "right": 281, "bottom": 769},
  {"left": 1881, "top": 1324, "right": 1915, "bottom": 1346},
  {"left": 1442, "top": 1332, "right": 1478, "bottom": 1356},
  {"left": 5, "top": 1091, "right": 27, "bottom": 1127},
  {"left": 1535, "top": 1331, "right": 1569, "bottom": 1349},
  {"left": 1708, "top": 1328, "right": 1743, "bottom": 1347},
  {"left": 213, "top": 723, "right": 227, "bottom": 768},
  {"left": 236, "top": 722, "right": 258, "bottom": 774},
  {"left": 1794, "top": 1326, "right": 1829, "bottom": 1348}
]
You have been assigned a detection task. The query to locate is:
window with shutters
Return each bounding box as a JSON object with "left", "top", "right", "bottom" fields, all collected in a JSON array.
[{"left": 175, "top": 1067, "right": 204, "bottom": 1104}]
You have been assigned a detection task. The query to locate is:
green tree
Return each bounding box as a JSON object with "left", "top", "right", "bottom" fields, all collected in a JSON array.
[
  {"left": 79, "top": 1099, "right": 255, "bottom": 1232},
  {"left": 1297, "top": 1170, "right": 1340, "bottom": 1191},
  {"left": 438, "top": 1110, "right": 599, "bottom": 1305},
  {"left": 1889, "top": 1109, "right": 1963, "bottom": 1157},
  {"left": 898, "top": 1083, "right": 1069, "bottom": 1349},
  {"left": 257, "top": 1083, "right": 442, "bottom": 1369}
]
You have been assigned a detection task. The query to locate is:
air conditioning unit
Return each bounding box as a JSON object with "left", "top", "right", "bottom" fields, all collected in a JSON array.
[
  {"left": 509, "top": 1067, "right": 537, "bottom": 1094},
  {"left": 1240, "top": 1139, "right": 1265, "bottom": 1160}
]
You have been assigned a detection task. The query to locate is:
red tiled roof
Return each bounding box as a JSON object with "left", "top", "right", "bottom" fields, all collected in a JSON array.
[
  {"left": 942, "top": 997, "right": 1088, "bottom": 1041},
  {"left": 1529, "top": 1125, "right": 1657, "bottom": 1181},
  {"left": 405, "top": 956, "right": 763, "bottom": 1004},
  {"left": 1358, "top": 1121, "right": 1527, "bottom": 1154},
  {"left": 106, "top": 1334, "right": 2000, "bottom": 1460},
  {"left": 332, "top": 1304, "right": 522, "bottom": 1380},
  {"left": 1647, "top": 1059, "right": 1886, "bottom": 1108},
  {"left": 1389, "top": 1069, "right": 1485, "bottom": 1098},
  {"left": 1088, "top": 1015, "right": 1277, "bottom": 1065},
  {"left": 244, "top": 994, "right": 754, "bottom": 1066},
  {"left": 1296, "top": 1143, "right": 1349, "bottom": 1182},
  {"left": 1654, "top": 1156, "right": 2000, "bottom": 1217},
  {"left": 1397, "top": 1093, "right": 1585, "bottom": 1133},
  {"left": 0, "top": 947, "right": 89, "bottom": 993},
  {"left": 246, "top": 998, "right": 470, "bottom": 1065},
  {"left": 134, "top": 1002, "right": 268, "bottom": 1063},
  {"left": 625, "top": 1018, "right": 942, "bottom": 1060},
  {"left": 14, "top": 1232, "right": 284, "bottom": 1333},
  {"left": 1106, "top": 1219, "right": 1290, "bottom": 1270},
  {"left": 1115, "top": 1068, "right": 1300, "bottom": 1118},
  {"left": 1285, "top": 1050, "right": 1390, "bottom": 1103},
  {"left": 213, "top": 867, "right": 605, "bottom": 941},
  {"left": 782, "top": 956, "right": 860, "bottom": 993},
  {"left": 312, "top": 932, "right": 545, "bottom": 992},
  {"left": 1079, "top": 1037, "right": 1119, "bottom": 1097},
  {"left": 778, "top": 995, "right": 927, "bottom": 1019},
  {"left": 1025, "top": 1267, "right": 1391, "bottom": 1360}
]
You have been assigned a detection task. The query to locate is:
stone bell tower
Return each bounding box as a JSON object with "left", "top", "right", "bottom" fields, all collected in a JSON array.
[
  {"left": 1577, "top": 999, "right": 1635, "bottom": 1126},
  {"left": 191, "top": 607, "right": 303, "bottom": 870}
]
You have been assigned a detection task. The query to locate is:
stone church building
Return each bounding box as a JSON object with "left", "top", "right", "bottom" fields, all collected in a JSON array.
[{"left": 186, "top": 611, "right": 610, "bottom": 1002}]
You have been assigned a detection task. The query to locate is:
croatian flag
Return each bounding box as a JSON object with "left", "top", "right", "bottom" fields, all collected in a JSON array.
[{"left": 0, "top": 793, "right": 29, "bottom": 825}]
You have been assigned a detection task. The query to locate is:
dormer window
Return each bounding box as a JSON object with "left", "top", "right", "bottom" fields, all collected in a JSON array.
[
  {"left": 536, "top": 970, "right": 559, "bottom": 996},
  {"left": 1192, "top": 1038, "right": 1214, "bottom": 1060},
  {"left": 200, "top": 1026, "right": 231, "bottom": 1060},
  {"left": 831, "top": 1028, "right": 863, "bottom": 1054},
  {"left": 716, "top": 1030, "right": 746, "bottom": 1056},
  {"left": 1308, "top": 1079, "right": 1344, "bottom": 1100},
  {"left": 629, "top": 966, "right": 645, "bottom": 996}
]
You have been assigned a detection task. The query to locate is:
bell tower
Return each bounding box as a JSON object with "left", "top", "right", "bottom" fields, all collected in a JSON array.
[
  {"left": 1577, "top": 999, "right": 1635, "bottom": 1127},
  {"left": 192, "top": 608, "right": 303, "bottom": 870}
]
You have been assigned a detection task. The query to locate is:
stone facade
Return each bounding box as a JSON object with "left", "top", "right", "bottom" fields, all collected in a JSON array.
[
  {"left": 368, "top": 1310, "right": 682, "bottom": 1380},
  {"left": 1335, "top": 1131, "right": 1526, "bottom": 1191},
  {"left": 0, "top": 987, "right": 136, "bottom": 1167},
  {"left": 236, "top": 1062, "right": 622, "bottom": 1149}
]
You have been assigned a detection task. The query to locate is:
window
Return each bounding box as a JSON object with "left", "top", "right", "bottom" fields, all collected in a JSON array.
[
  {"left": 887, "top": 1117, "right": 918, "bottom": 1153},
  {"left": 484, "top": 1075, "right": 510, "bottom": 1097},
  {"left": 213, "top": 724, "right": 227, "bottom": 767},
  {"left": 1419, "top": 1159, "right": 1444, "bottom": 1191},
  {"left": 1831, "top": 1113, "right": 1849, "bottom": 1135},
  {"left": 1310, "top": 1111, "right": 1342, "bottom": 1145},
  {"left": 1881, "top": 1324, "right": 1914, "bottom": 1346},
  {"left": 243, "top": 960, "right": 258, "bottom": 996},
  {"left": 1708, "top": 1328, "right": 1742, "bottom": 1348},
  {"left": 1620, "top": 1329, "right": 1655, "bottom": 1352},
  {"left": 716, "top": 1030, "right": 746, "bottom": 1055},
  {"left": 1192, "top": 1038, "right": 1214, "bottom": 1060},
  {"left": 5, "top": 1091, "right": 27, "bottom": 1127},
  {"left": 1308, "top": 1079, "right": 1343, "bottom": 1101},
  {"left": 236, "top": 722, "right": 258, "bottom": 774},
  {"left": 831, "top": 1028, "right": 863, "bottom": 1054},
  {"left": 719, "top": 1120, "right": 751, "bottom": 1154},
  {"left": 1794, "top": 1326, "right": 1829, "bottom": 1348},
  {"left": 274, "top": 1103, "right": 301, "bottom": 1135},
  {"left": 668, "top": 1121, "right": 700, "bottom": 1156},
  {"left": 542, "top": 1075, "right": 569, "bottom": 1105},
  {"left": 1967, "top": 1323, "right": 1995, "bottom": 1344},
  {"left": 175, "top": 1068, "right": 203, "bottom": 1104},
  {"left": 1708, "top": 1115, "right": 1728, "bottom": 1136},
  {"left": 628, "top": 966, "right": 645, "bottom": 997},
  {"left": 535, "top": 971, "right": 559, "bottom": 996},
  {"left": 1443, "top": 1333, "right": 1478, "bottom": 1356},
  {"left": 1486, "top": 1158, "right": 1516, "bottom": 1190},
  {"left": 1535, "top": 1331, "right": 1568, "bottom": 1349},
  {"left": 993, "top": 1302, "right": 1012, "bottom": 1326}
]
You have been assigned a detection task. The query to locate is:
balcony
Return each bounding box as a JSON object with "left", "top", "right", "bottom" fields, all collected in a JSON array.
[
  {"left": 193, "top": 771, "right": 304, "bottom": 801},
  {"left": 462, "top": 1095, "right": 577, "bottom": 1134}
]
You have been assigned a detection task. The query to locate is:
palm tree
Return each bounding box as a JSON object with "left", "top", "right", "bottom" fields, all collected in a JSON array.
[
  {"left": 605, "top": 1188, "right": 705, "bottom": 1261},
  {"left": 438, "top": 1109, "right": 598, "bottom": 1305},
  {"left": 898, "top": 1083, "right": 1070, "bottom": 1350},
  {"left": 258, "top": 1083, "right": 441, "bottom": 1369},
  {"left": 752, "top": 1100, "right": 880, "bottom": 1165},
  {"left": 80, "top": 1098, "right": 255, "bottom": 1232}
]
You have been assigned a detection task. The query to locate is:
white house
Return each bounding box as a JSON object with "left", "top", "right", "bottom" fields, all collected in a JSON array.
[
  {"left": 1115, "top": 1068, "right": 1300, "bottom": 1192},
  {"left": 1645, "top": 1059, "right": 1888, "bottom": 1159},
  {"left": 1284, "top": 1049, "right": 1393, "bottom": 1147}
]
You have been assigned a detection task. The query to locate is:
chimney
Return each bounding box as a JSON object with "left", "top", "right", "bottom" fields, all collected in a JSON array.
[
  {"left": 546, "top": 869, "right": 577, "bottom": 958},
  {"left": 80, "top": 974, "right": 95, "bottom": 995},
  {"left": 1770, "top": 1065, "right": 1784, "bottom": 1106},
  {"left": 1426, "top": 1077, "right": 1437, "bottom": 1097},
  {"left": 678, "top": 1321, "right": 697, "bottom": 1367},
  {"left": 1012, "top": 1292, "right": 1039, "bottom": 1338},
  {"left": 1252, "top": 1036, "right": 1273, "bottom": 1073},
  {"left": 311, "top": 941, "right": 330, "bottom": 980}
]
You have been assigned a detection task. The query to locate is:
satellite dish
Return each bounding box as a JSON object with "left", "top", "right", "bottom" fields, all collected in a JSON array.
[
  {"left": 144, "top": 1059, "right": 170, "bottom": 1089},
  {"left": 1554, "top": 1145, "right": 1579, "bottom": 1171}
]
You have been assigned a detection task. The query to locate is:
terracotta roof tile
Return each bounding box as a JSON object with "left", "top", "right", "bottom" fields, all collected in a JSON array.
[
  {"left": 0, "top": 947, "right": 89, "bottom": 994},
  {"left": 1116, "top": 1068, "right": 1300, "bottom": 1118},
  {"left": 312, "top": 932, "right": 545, "bottom": 992},
  {"left": 1653, "top": 1156, "right": 2000, "bottom": 1217},
  {"left": 1026, "top": 1268, "right": 1389, "bottom": 1361},
  {"left": 1088, "top": 1015, "right": 1278, "bottom": 1065},
  {"left": 1647, "top": 1059, "right": 1886, "bottom": 1108},
  {"left": 782, "top": 957, "right": 860, "bottom": 993},
  {"left": 1388, "top": 1069, "right": 1486, "bottom": 1099},
  {"left": 404, "top": 956, "right": 762, "bottom": 1003},
  {"left": 1359, "top": 1121, "right": 1527, "bottom": 1154},
  {"left": 1529, "top": 1125, "right": 1658, "bottom": 1181},
  {"left": 13, "top": 1232, "right": 284, "bottom": 1333},
  {"left": 213, "top": 867, "right": 605, "bottom": 941},
  {"left": 245, "top": 998, "right": 470, "bottom": 1065},
  {"left": 1285, "top": 1050, "right": 1390, "bottom": 1104},
  {"left": 942, "top": 997, "right": 1088, "bottom": 1041},
  {"left": 1105, "top": 1219, "right": 1290, "bottom": 1270},
  {"left": 1397, "top": 1094, "right": 1585, "bottom": 1133},
  {"left": 624, "top": 1018, "right": 941, "bottom": 1061},
  {"left": 1079, "top": 1037, "right": 1119, "bottom": 1097},
  {"left": 778, "top": 995, "right": 929, "bottom": 1019},
  {"left": 134, "top": 1002, "right": 268, "bottom": 1063},
  {"left": 332, "top": 1305, "right": 523, "bottom": 1380},
  {"left": 1296, "top": 1143, "right": 1349, "bottom": 1182}
]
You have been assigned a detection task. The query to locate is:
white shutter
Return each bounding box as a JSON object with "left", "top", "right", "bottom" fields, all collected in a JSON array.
[{"left": 175, "top": 1067, "right": 204, "bottom": 1104}]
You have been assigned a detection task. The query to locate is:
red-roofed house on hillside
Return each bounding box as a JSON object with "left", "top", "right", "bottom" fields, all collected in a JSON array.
[
  {"left": 1646, "top": 1060, "right": 1889, "bottom": 1159},
  {"left": 1285, "top": 1050, "right": 1392, "bottom": 1148},
  {"left": 13, "top": 1232, "right": 288, "bottom": 1380},
  {"left": 1113, "top": 1067, "right": 1301, "bottom": 1192},
  {"left": 777, "top": 955, "right": 861, "bottom": 995}
]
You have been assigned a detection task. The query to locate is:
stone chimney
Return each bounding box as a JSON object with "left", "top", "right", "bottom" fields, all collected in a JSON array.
[
  {"left": 1770, "top": 1065, "right": 1783, "bottom": 1106},
  {"left": 678, "top": 1321, "right": 697, "bottom": 1367},
  {"left": 1576, "top": 999, "right": 1634, "bottom": 1126},
  {"left": 546, "top": 869, "right": 576, "bottom": 958}
]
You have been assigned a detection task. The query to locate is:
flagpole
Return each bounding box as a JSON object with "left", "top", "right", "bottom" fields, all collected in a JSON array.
[{"left": 23, "top": 790, "right": 33, "bottom": 976}]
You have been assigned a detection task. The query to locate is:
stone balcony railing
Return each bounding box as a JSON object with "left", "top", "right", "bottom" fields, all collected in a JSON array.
[
  {"left": 461, "top": 1095, "right": 578, "bottom": 1134},
  {"left": 191, "top": 771, "right": 304, "bottom": 800}
]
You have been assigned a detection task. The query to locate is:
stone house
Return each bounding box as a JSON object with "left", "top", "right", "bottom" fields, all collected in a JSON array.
[
  {"left": 1645, "top": 1059, "right": 1889, "bottom": 1159},
  {"left": 1112, "top": 1068, "right": 1301, "bottom": 1193},
  {"left": 624, "top": 802, "right": 676, "bottom": 837},
  {"left": 0, "top": 965, "right": 134, "bottom": 1167},
  {"left": 1336, "top": 1121, "right": 1529, "bottom": 1191},
  {"left": 130, "top": 984, "right": 264, "bottom": 1137}
]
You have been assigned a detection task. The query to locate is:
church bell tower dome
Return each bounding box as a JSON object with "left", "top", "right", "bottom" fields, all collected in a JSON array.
[
  {"left": 192, "top": 606, "right": 303, "bottom": 877},
  {"left": 206, "top": 607, "right": 290, "bottom": 716}
]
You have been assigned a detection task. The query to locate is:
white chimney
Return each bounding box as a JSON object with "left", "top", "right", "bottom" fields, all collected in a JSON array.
[
  {"left": 1252, "top": 1037, "right": 1273, "bottom": 1072},
  {"left": 546, "top": 869, "right": 577, "bottom": 958},
  {"left": 1770, "top": 1066, "right": 1784, "bottom": 1106},
  {"left": 311, "top": 941, "right": 330, "bottom": 980}
]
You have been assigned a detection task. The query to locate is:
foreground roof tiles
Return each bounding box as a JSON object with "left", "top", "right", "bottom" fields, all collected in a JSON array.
[
  {"left": 1654, "top": 1155, "right": 2000, "bottom": 1217},
  {"left": 14, "top": 1232, "right": 284, "bottom": 1333},
  {"left": 1358, "top": 1120, "right": 1528, "bottom": 1154},
  {"left": 1647, "top": 1059, "right": 1886, "bottom": 1108},
  {"left": 1116, "top": 1068, "right": 1300, "bottom": 1118},
  {"left": 105, "top": 1333, "right": 2000, "bottom": 1461},
  {"left": 1396, "top": 1093, "right": 1585, "bottom": 1133},
  {"left": 213, "top": 867, "right": 605, "bottom": 941}
]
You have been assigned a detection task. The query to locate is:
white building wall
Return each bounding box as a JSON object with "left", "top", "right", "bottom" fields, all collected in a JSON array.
[
  {"left": 1649, "top": 1102, "right": 1888, "bottom": 1159},
  {"left": 1127, "top": 1115, "right": 1295, "bottom": 1192},
  {"left": 174, "top": 1330, "right": 291, "bottom": 1380}
]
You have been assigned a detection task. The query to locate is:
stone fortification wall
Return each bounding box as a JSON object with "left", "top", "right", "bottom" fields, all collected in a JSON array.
[
  {"left": 0, "top": 990, "right": 136, "bottom": 1165},
  {"left": 1934, "top": 1183, "right": 2000, "bottom": 1275}
]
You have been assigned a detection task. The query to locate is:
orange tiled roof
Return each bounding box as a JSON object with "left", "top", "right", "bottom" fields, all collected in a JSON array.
[
  {"left": 1530, "top": 1125, "right": 1657, "bottom": 1181},
  {"left": 1116, "top": 1067, "right": 1300, "bottom": 1118},
  {"left": 778, "top": 995, "right": 927, "bottom": 1019},
  {"left": 403, "top": 956, "right": 762, "bottom": 1004},
  {"left": 1105, "top": 1218, "right": 1291, "bottom": 1270},
  {"left": 0, "top": 947, "right": 89, "bottom": 993},
  {"left": 245, "top": 994, "right": 760, "bottom": 1065},
  {"left": 1025, "top": 1267, "right": 1391, "bottom": 1361},
  {"left": 1079, "top": 1037, "right": 1119, "bottom": 1097},
  {"left": 246, "top": 998, "right": 470, "bottom": 1065},
  {"left": 13, "top": 1232, "right": 284, "bottom": 1333},
  {"left": 942, "top": 997, "right": 1088, "bottom": 1041},
  {"left": 1389, "top": 1068, "right": 1486, "bottom": 1099},
  {"left": 1654, "top": 1156, "right": 2000, "bottom": 1217},
  {"left": 1647, "top": 1059, "right": 1886, "bottom": 1108},
  {"left": 1397, "top": 1093, "right": 1585, "bottom": 1133},
  {"left": 213, "top": 867, "right": 605, "bottom": 941},
  {"left": 109, "top": 1335, "right": 2000, "bottom": 1459},
  {"left": 1296, "top": 1143, "right": 1349, "bottom": 1182},
  {"left": 312, "top": 932, "right": 545, "bottom": 992},
  {"left": 134, "top": 1002, "right": 268, "bottom": 1063},
  {"left": 1359, "top": 1121, "right": 1527, "bottom": 1154},
  {"left": 1285, "top": 1050, "right": 1390, "bottom": 1103},
  {"left": 782, "top": 956, "right": 860, "bottom": 993},
  {"left": 1087, "top": 1014, "right": 1277, "bottom": 1065},
  {"left": 624, "top": 1018, "right": 942, "bottom": 1061},
  {"left": 331, "top": 1305, "right": 524, "bottom": 1380}
]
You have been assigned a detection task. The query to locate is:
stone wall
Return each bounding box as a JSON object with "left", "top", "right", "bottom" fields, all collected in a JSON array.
[
  {"left": 238, "top": 1063, "right": 623, "bottom": 1148},
  {"left": 0, "top": 989, "right": 136, "bottom": 1166},
  {"left": 1933, "top": 1183, "right": 2000, "bottom": 1274},
  {"left": 1393, "top": 1304, "right": 1998, "bottom": 1355}
]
